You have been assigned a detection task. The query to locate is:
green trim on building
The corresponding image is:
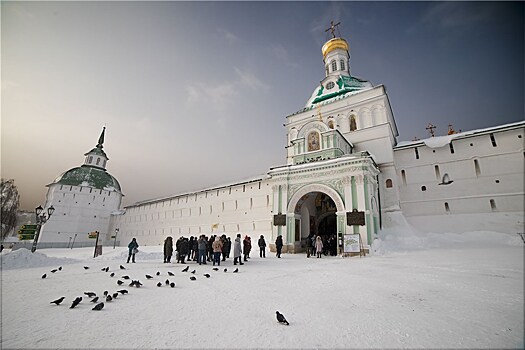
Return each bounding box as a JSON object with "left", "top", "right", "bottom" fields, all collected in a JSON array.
[{"left": 54, "top": 165, "right": 121, "bottom": 191}]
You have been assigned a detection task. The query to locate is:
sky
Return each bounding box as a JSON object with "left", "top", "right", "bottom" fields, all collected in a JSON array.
[
  {"left": 1, "top": 223, "right": 523, "bottom": 349},
  {"left": 1, "top": 1, "right": 524, "bottom": 211}
]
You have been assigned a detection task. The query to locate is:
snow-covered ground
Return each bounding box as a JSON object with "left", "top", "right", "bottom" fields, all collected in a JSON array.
[{"left": 1, "top": 227, "right": 523, "bottom": 349}]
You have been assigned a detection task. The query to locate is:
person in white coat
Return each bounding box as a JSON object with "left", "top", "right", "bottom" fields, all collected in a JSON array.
[
  {"left": 233, "top": 234, "right": 244, "bottom": 265},
  {"left": 315, "top": 236, "right": 324, "bottom": 258}
]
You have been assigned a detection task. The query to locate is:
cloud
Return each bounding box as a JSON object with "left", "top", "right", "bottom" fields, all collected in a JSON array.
[
  {"left": 271, "top": 45, "right": 299, "bottom": 69},
  {"left": 234, "top": 67, "right": 270, "bottom": 91},
  {"left": 420, "top": 2, "right": 494, "bottom": 29},
  {"left": 217, "top": 28, "right": 241, "bottom": 46}
]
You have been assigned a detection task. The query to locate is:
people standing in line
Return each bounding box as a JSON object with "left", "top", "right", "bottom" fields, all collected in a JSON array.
[
  {"left": 197, "top": 235, "right": 208, "bottom": 265},
  {"left": 275, "top": 235, "right": 283, "bottom": 258},
  {"left": 127, "top": 238, "right": 139, "bottom": 263},
  {"left": 258, "top": 235, "right": 266, "bottom": 258},
  {"left": 243, "top": 235, "right": 252, "bottom": 262},
  {"left": 233, "top": 234, "right": 244, "bottom": 265},
  {"left": 315, "top": 236, "right": 324, "bottom": 258},
  {"left": 212, "top": 236, "right": 223, "bottom": 266},
  {"left": 163, "top": 236, "right": 173, "bottom": 263},
  {"left": 179, "top": 237, "right": 189, "bottom": 264}
]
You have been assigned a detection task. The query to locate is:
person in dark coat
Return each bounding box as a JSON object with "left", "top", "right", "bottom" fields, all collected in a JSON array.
[
  {"left": 163, "top": 236, "right": 173, "bottom": 263},
  {"left": 197, "top": 235, "right": 207, "bottom": 265},
  {"left": 175, "top": 237, "right": 183, "bottom": 263},
  {"left": 207, "top": 236, "right": 214, "bottom": 262},
  {"left": 275, "top": 235, "right": 283, "bottom": 258},
  {"left": 191, "top": 237, "right": 198, "bottom": 261},
  {"left": 226, "top": 237, "right": 232, "bottom": 258},
  {"left": 258, "top": 235, "right": 266, "bottom": 258},
  {"left": 188, "top": 236, "right": 194, "bottom": 260},
  {"left": 306, "top": 233, "right": 314, "bottom": 258},
  {"left": 178, "top": 237, "right": 189, "bottom": 264},
  {"left": 127, "top": 238, "right": 139, "bottom": 263},
  {"left": 243, "top": 235, "right": 252, "bottom": 262},
  {"left": 221, "top": 235, "right": 228, "bottom": 261}
]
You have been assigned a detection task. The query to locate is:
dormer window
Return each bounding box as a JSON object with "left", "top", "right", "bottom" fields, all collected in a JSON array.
[
  {"left": 88, "top": 156, "right": 93, "bottom": 164},
  {"left": 331, "top": 60, "right": 337, "bottom": 72},
  {"left": 340, "top": 59, "right": 345, "bottom": 71},
  {"left": 96, "top": 158, "right": 100, "bottom": 165},
  {"left": 326, "top": 81, "right": 335, "bottom": 90}
]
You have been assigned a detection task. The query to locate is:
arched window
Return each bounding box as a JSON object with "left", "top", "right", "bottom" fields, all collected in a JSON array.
[
  {"left": 328, "top": 120, "right": 334, "bottom": 129},
  {"left": 340, "top": 59, "right": 345, "bottom": 71},
  {"left": 350, "top": 115, "right": 357, "bottom": 131},
  {"left": 325, "top": 66, "right": 329, "bottom": 76},
  {"left": 88, "top": 156, "right": 93, "bottom": 164},
  {"left": 331, "top": 60, "right": 337, "bottom": 72},
  {"left": 96, "top": 158, "right": 100, "bottom": 165},
  {"left": 385, "top": 179, "right": 393, "bottom": 188}
]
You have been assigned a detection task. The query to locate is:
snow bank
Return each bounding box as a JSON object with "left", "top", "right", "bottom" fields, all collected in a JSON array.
[{"left": 0, "top": 248, "right": 79, "bottom": 270}]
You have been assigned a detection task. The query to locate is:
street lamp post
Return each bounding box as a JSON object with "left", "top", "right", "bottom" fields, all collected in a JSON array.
[
  {"left": 113, "top": 228, "right": 119, "bottom": 249},
  {"left": 31, "top": 205, "right": 55, "bottom": 253}
]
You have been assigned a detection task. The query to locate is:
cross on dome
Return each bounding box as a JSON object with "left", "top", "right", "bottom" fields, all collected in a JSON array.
[{"left": 325, "top": 21, "right": 341, "bottom": 39}]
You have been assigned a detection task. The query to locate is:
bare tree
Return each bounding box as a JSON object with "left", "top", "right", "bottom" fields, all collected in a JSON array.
[{"left": 1, "top": 179, "right": 20, "bottom": 239}]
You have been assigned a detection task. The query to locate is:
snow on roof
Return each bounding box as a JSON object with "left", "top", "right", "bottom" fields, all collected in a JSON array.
[{"left": 395, "top": 120, "right": 524, "bottom": 149}]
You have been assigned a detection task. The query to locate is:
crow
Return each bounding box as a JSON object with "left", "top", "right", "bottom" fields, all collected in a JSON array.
[
  {"left": 224, "top": 268, "right": 228, "bottom": 272},
  {"left": 156, "top": 271, "right": 160, "bottom": 276},
  {"left": 117, "top": 280, "right": 124, "bottom": 286},
  {"left": 112, "top": 292, "right": 118, "bottom": 299},
  {"left": 182, "top": 266, "right": 189, "bottom": 272},
  {"left": 157, "top": 282, "right": 162, "bottom": 287},
  {"left": 120, "top": 265, "right": 126, "bottom": 270},
  {"left": 165, "top": 279, "right": 170, "bottom": 285},
  {"left": 105, "top": 267, "right": 110, "bottom": 272},
  {"left": 50, "top": 296, "right": 65, "bottom": 305},
  {"left": 168, "top": 271, "right": 174, "bottom": 276},
  {"left": 191, "top": 270, "right": 196, "bottom": 274},
  {"left": 276, "top": 311, "right": 289, "bottom": 325},
  {"left": 117, "top": 289, "right": 128, "bottom": 295},
  {"left": 203, "top": 274, "right": 210, "bottom": 278},
  {"left": 103, "top": 290, "right": 109, "bottom": 296},
  {"left": 106, "top": 295, "right": 112, "bottom": 302},
  {"left": 51, "top": 269, "right": 58, "bottom": 273},
  {"left": 170, "top": 282, "right": 175, "bottom": 288},
  {"left": 122, "top": 275, "right": 130, "bottom": 280},
  {"left": 129, "top": 280, "right": 136, "bottom": 287},
  {"left": 84, "top": 292, "right": 96, "bottom": 298},
  {"left": 190, "top": 276, "right": 196, "bottom": 281},
  {"left": 110, "top": 272, "right": 115, "bottom": 277},
  {"left": 90, "top": 297, "right": 99, "bottom": 303},
  {"left": 212, "top": 268, "right": 219, "bottom": 271},
  {"left": 70, "top": 297, "right": 82, "bottom": 309},
  {"left": 92, "top": 302, "right": 104, "bottom": 311},
  {"left": 100, "top": 267, "right": 106, "bottom": 271},
  {"left": 42, "top": 274, "right": 47, "bottom": 279},
  {"left": 233, "top": 268, "right": 238, "bottom": 273},
  {"left": 83, "top": 266, "right": 90, "bottom": 270},
  {"left": 135, "top": 280, "right": 143, "bottom": 287},
  {"left": 145, "top": 274, "right": 153, "bottom": 279},
  {"left": 58, "top": 266, "right": 62, "bottom": 271}
]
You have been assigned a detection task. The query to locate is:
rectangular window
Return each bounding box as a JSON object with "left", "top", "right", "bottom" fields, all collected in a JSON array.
[
  {"left": 444, "top": 202, "right": 450, "bottom": 213},
  {"left": 434, "top": 165, "right": 441, "bottom": 180},
  {"left": 414, "top": 147, "right": 419, "bottom": 160},
  {"left": 490, "top": 133, "right": 497, "bottom": 147},
  {"left": 401, "top": 170, "right": 407, "bottom": 185},
  {"left": 474, "top": 159, "right": 481, "bottom": 176},
  {"left": 490, "top": 199, "right": 497, "bottom": 211},
  {"left": 449, "top": 142, "right": 455, "bottom": 154}
]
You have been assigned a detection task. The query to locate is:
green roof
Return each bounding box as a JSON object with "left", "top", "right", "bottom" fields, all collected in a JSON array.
[
  {"left": 53, "top": 165, "right": 121, "bottom": 192},
  {"left": 311, "top": 75, "right": 372, "bottom": 105}
]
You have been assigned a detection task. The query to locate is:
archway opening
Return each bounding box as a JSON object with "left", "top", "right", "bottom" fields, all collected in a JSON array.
[{"left": 294, "top": 191, "right": 337, "bottom": 240}]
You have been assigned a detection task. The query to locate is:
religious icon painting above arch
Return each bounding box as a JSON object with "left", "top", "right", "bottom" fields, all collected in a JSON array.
[
  {"left": 307, "top": 131, "right": 320, "bottom": 151},
  {"left": 350, "top": 115, "right": 357, "bottom": 131}
]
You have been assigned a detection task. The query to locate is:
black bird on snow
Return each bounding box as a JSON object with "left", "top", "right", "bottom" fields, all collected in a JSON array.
[
  {"left": 191, "top": 269, "right": 196, "bottom": 274},
  {"left": 117, "top": 289, "right": 128, "bottom": 295},
  {"left": 50, "top": 296, "right": 65, "bottom": 305},
  {"left": 100, "top": 267, "right": 106, "bottom": 271},
  {"left": 84, "top": 292, "right": 96, "bottom": 298},
  {"left": 203, "top": 274, "right": 210, "bottom": 278},
  {"left": 165, "top": 279, "right": 170, "bottom": 285},
  {"left": 181, "top": 266, "right": 189, "bottom": 272},
  {"left": 110, "top": 272, "right": 115, "bottom": 277},
  {"left": 156, "top": 271, "right": 160, "bottom": 276},
  {"left": 135, "top": 280, "right": 143, "bottom": 287},
  {"left": 212, "top": 268, "right": 219, "bottom": 271},
  {"left": 117, "top": 280, "right": 124, "bottom": 286},
  {"left": 90, "top": 297, "right": 99, "bottom": 303},
  {"left": 145, "top": 274, "right": 153, "bottom": 279},
  {"left": 157, "top": 282, "right": 162, "bottom": 287},
  {"left": 83, "top": 266, "right": 90, "bottom": 270},
  {"left": 70, "top": 297, "right": 82, "bottom": 309},
  {"left": 103, "top": 290, "right": 109, "bottom": 296},
  {"left": 189, "top": 276, "right": 196, "bottom": 281},
  {"left": 92, "top": 302, "right": 104, "bottom": 311},
  {"left": 167, "top": 271, "right": 174, "bottom": 276},
  {"left": 50, "top": 269, "right": 58, "bottom": 273},
  {"left": 223, "top": 268, "right": 228, "bottom": 272},
  {"left": 170, "top": 282, "right": 175, "bottom": 288},
  {"left": 58, "top": 266, "right": 62, "bottom": 271},
  {"left": 120, "top": 265, "right": 126, "bottom": 270},
  {"left": 233, "top": 268, "right": 238, "bottom": 273},
  {"left": 112, "top": 292, "right": 118, "bottom": 299},
  {"left": 42, "top": 274, "right": 47, "bottom": 279},
  {"left": 122, "top": 275, "right": 130, "bottom": 280},
  {"left": 276, "top": 311, "right": 289, "bottom": 325},
  {"left": 106, "top": 295, "right": 112, "bottom": 302}
]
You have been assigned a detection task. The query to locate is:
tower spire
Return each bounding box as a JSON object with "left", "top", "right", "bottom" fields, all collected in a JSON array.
[{"left": 97, "top": 126, "right": 106, "bottom": 148}]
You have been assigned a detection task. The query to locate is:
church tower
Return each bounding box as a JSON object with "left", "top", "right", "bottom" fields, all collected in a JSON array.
[{"left": 38, "top": 128, "right": 123, "bottom": 246}]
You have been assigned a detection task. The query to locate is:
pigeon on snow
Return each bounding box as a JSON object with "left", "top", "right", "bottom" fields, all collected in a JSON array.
[
  {"left": 203, "top": 274, "right": 211, "bottom": 278},
  {"left": 212, "top": 268, "right": 219, "bottom": 271},
  {"left": 276, "top": 311, "right": 289, "bottom": 325},
  {"left": 110, "top": 272, "right": 115, "bottom": 277},
  {"left": 122, "top": 275, "right": 130, "bottom": 280},
  {"left": 117, "top": 280, "right": 124, "bottom": 286},
  {"left": 112, "top": 292, "right": 118, "bottom": 299},
  {"left": 191, "top": 270, "right": 196, "bottom": 274},
  {"left": 58, "top": 266, "right": 62, "bottom": 271},
  {"left": 157, "top": 282, "right": 162, "bottom": 287},
  {"left": 181, "top": 266, "right": 189, "bottom": 272},
  {"left": 120, "top": 265, "right": 126, "bottom": 270},
  {"left": 92, "top": 302, "right": 104, "bottom": 311},
  {"left": 233, "top": 268, "right": 238, "bottom": 273},
  {"left": 41, "top": 274, "right": 47, "bottom": 279},
  {"left": 145, "top": 274, "right": 153, "bottom": 279},
  {"left": 168, "top": 271, "right": 175, "bottom": 276},
  {"left": 90, "top": 297, "right": 99, "bottom": 303},
  {"left": 50, "top": 297, "right": 65, "bottom": 305},
  {"left": 170, "top": 282, "right": 175, "bottom": 288},
  {"left": 189, "top": 276, "right": 196, "bottom": 281},
  {"left": 106, "top": 295, "right": 113, "bottom": 302},
  {"left": 70, "top": 297, "right": 82, "bottom": 309},
  {"left": 156, "top": 271, "right": 160, "bottom": 276},
  {"left": 117, "top": 289, "right": 128, "bottom": 295},
  {"left": 83, "top": 266, "right": 90, "bottom": 270},
  {"left": 103, "top": 290, "right": 109, "bottom": 296},
  {"left": 51, "top": 269, "right": 58, "bottom": 273},
  {"left": 165, "top": 279, "right": 170, "bottom": 285},
  {"left": 224, "top": 268, "right": 228, "bottom": 272},
  {"left": 84, "top": 292, "right": 96, "bottom": 298}
]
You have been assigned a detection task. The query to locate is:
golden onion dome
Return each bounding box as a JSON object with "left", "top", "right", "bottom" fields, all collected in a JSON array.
[{"left": 321, "top": 38, "right": 349, "bottom": 60}]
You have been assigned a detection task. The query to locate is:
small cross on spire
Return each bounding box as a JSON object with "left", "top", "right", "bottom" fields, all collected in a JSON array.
[
  {"left": 325, "top": 21, "right": 341, "bottom": 39},
  {"left": 426, "top": 123, "right": 437, "bottom": 137}
]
